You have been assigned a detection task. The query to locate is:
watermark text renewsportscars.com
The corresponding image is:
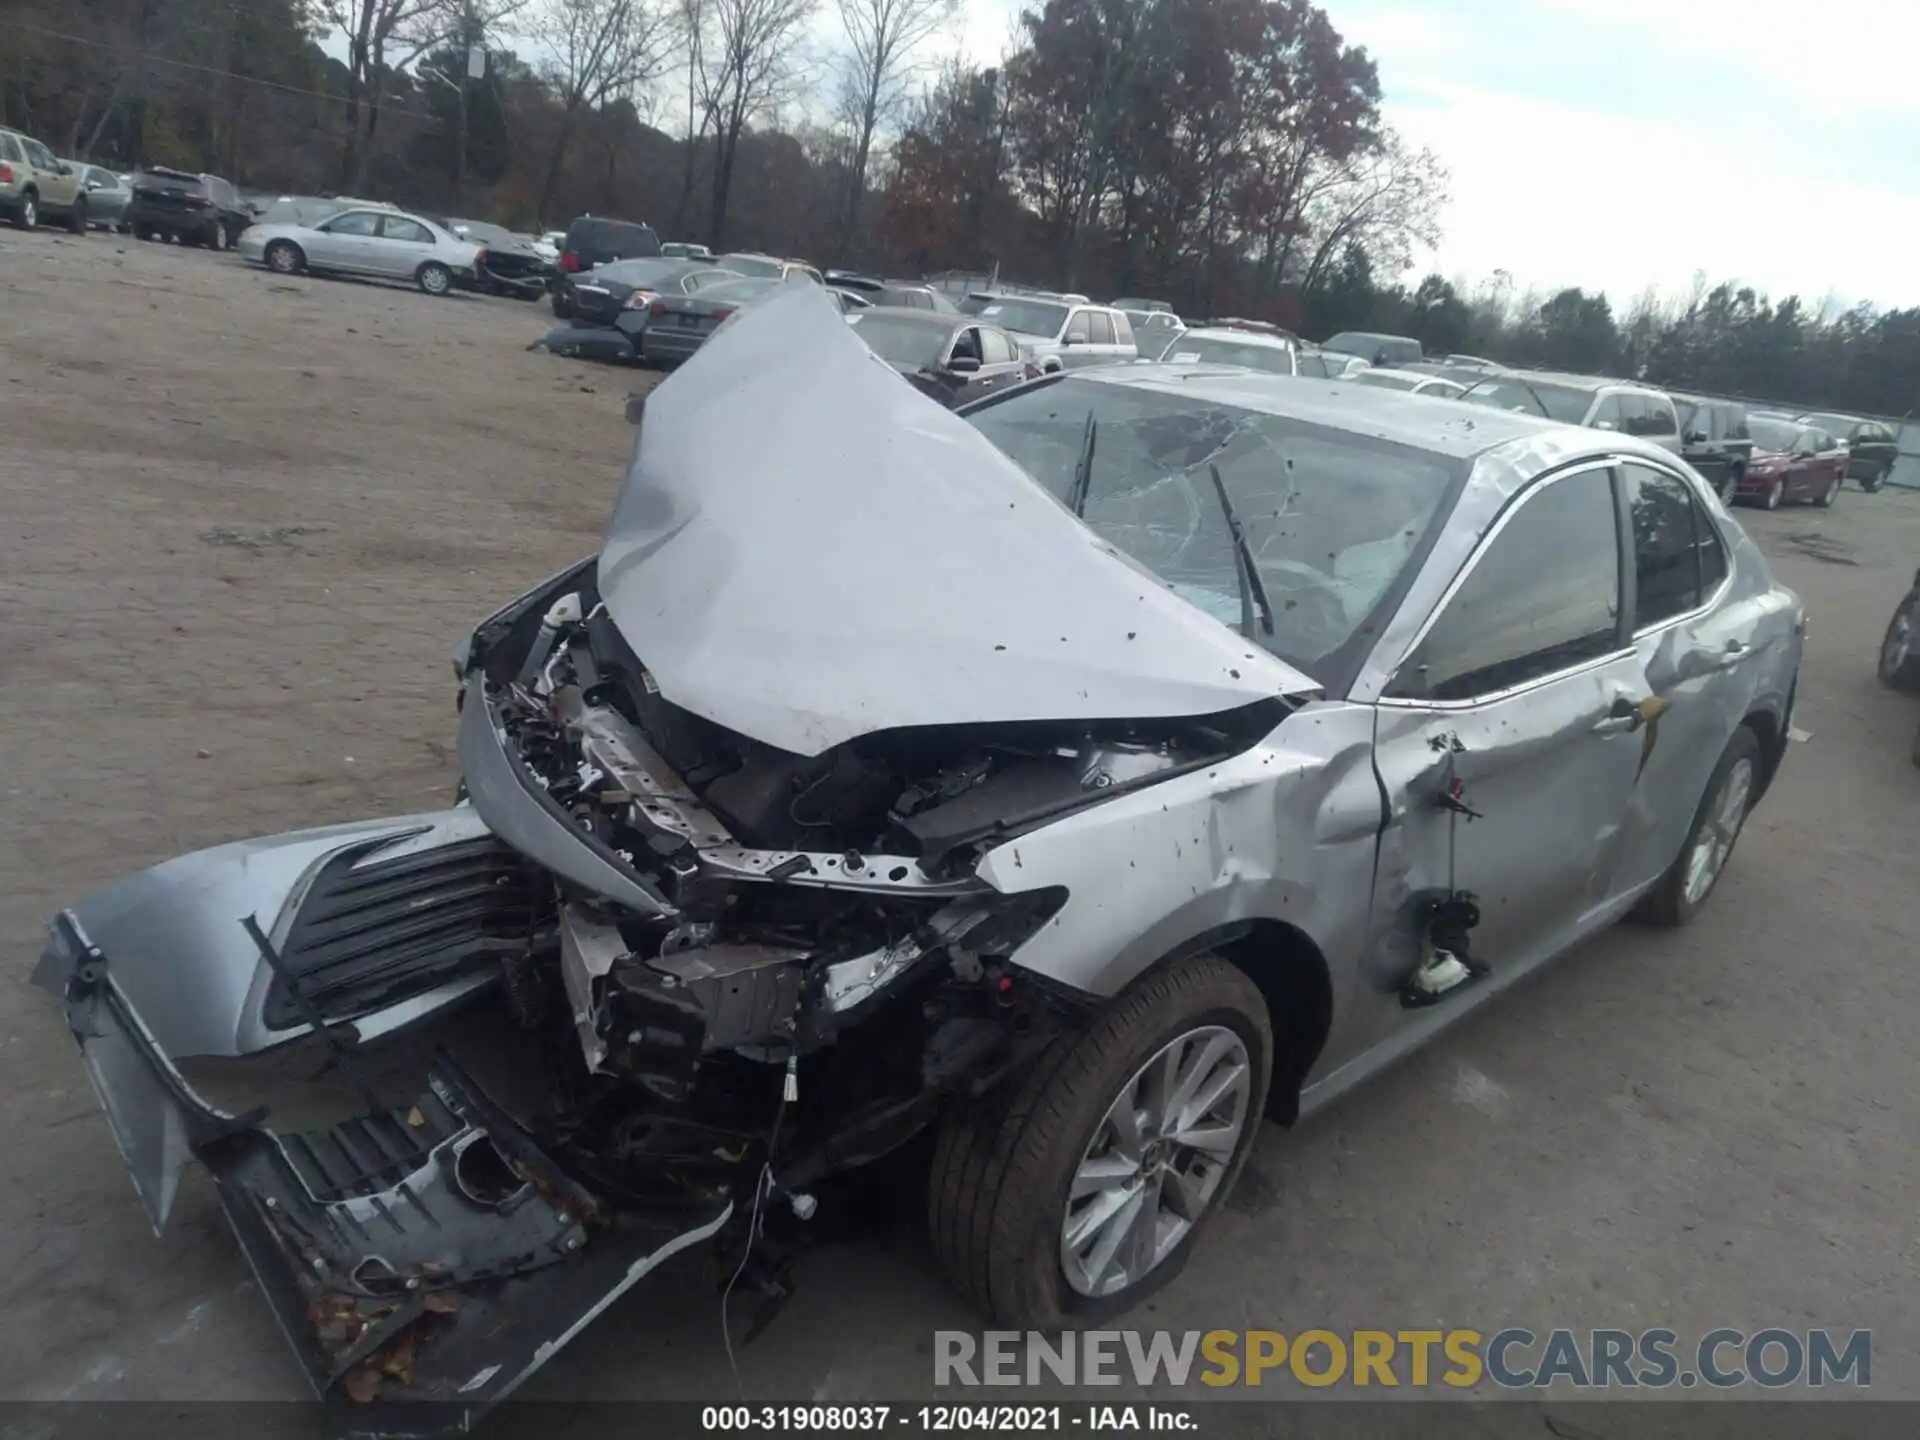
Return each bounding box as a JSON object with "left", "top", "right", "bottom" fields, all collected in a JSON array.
[{"left": 935, "top": 1328, "right": 1871, "bottom": 1390}]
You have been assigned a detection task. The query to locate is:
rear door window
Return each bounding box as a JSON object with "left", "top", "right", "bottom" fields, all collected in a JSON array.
[
  {"left": 381, "top": 216, "right": 432, "bottom": 243},
  {"left": 323, "top": 210, "right": 383, "bottom": 236},
  {"left": 1625, "top": 463, "right": 1724, "bottom": 628},
  {"left": 979, "top": 328, "right": 1016, "bottom": 364}
]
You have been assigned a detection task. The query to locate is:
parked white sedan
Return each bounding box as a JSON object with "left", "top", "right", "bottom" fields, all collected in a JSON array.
[{"left": 237, "top": 204, "right": 483, "bottom": 296}]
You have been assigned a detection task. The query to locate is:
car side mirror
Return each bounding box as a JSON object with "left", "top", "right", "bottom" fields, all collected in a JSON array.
[
  {"left": 86, "top": 177, "right": 103, "bottom": 190},
  {"left": 1593, "top": 419, "right": 1618, "bottom": 431},
  {"left": 1062, "top": 333, "right": 1083, "bottom": 346},
  {"left": 1685, "top": 428, "right": 1708, "bottom": 444},
  {"left": 945, "top": 355, "right": 981, "bottom": 374}
]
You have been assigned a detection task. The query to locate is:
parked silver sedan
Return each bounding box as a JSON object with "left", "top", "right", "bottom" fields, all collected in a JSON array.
[
  {"left": 62, "top": 162, "right": 131, "bottom": 230},
  {"left": 37, "top": 287, "right": 1803, "bottom": 1419},
  {"left": 236, "top": 204, "right": 482, "bottom": 296}
]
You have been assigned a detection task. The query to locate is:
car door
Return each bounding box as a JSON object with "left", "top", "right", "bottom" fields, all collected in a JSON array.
[
  {"left": 1059, "top": 309, "right": 1094, "bottom": 368},
  {"left": 21, "top": 137, "right": 79, "bottom": 211},
  {"left": 971, "top": 325, "right": 1026, "bottom": 398},
  {"left": 1785, "top": 427, "right": 1828, "bottom": 499},
  {"left": 1368, "top": 461, "right": 1651, "bottom": 988},
  {"left": 374, "top": 214, "right": 435, "bottom": 279},
  {"left": 307, "top": 209, "right": 384, "bottom": 272},
  {"left": 1608, "top": 461, "right": 1749, "bottom": 893}
]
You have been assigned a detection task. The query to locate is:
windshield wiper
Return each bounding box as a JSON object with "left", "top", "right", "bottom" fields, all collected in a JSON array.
[
  {"left": 1206, "top": 462, "right": 1274, "bottom": 639},
  {"left": 1067, "top": 413, "right": 1098, "bottom": 517}
]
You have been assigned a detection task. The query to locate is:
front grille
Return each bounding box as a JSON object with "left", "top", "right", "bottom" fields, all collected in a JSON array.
[{"left": 264, "top": 835, "right": 545, "bottom": 1028}]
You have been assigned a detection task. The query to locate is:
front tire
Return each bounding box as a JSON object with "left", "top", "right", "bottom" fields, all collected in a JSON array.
[
  {"left": 67, "top": 198, "right": 87, "bottom": 235},
  {"left": 1814, "top": 475, "right": 1840, "bottom": 507},
  {"left": 1863, "top": 462, "right": 1891, "bottom": 493},
  {"left": 205, "top": 219, "right": 227, "bottom": 251},
  {"left": 264, "top": 239, "right": 304, "bottom": 275},
  {"left": 1879, "top": 589, "right": 1920, "bottom": 692},
  {"left": 13, "top": 191, "right": 37, "bottom": 230},
  {"left": 417, "top": 261, "right": 453, "bottom": 297},
  {"left": 1634, "top": 726, "right": 1762, "bottom": 928},
  {"left": 928, "top": 953, "right": 1271, "bottom": 1328},
  {"left": 1762, "top": 477, "right": 1784, "bottom": 510}
]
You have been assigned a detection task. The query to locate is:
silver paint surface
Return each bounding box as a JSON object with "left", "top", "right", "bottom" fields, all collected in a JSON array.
[{"left": 595, "top": 283, "right": 1315, "bottom": 757}]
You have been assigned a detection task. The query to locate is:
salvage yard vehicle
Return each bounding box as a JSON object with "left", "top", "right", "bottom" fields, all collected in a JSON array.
[
  {"left": 123, "top": 167, "right": 254, "bottom": 249},
  {"left": 1878, "top": 570, "right": 1920, "bottom": 766},
  {"left": 1155, "top": 325, "right": 1301, "bottom": 372},
  {"left": 238, "top": 205, "right": 483, "bottom": 296},
  {"left": 1351, "top": 366, "right": 1467, "bottom": 398},
  {"left": 1796, "top": 411, "right": 1899, "bottom": 492},
  {"left": 847, "top": 308, "right": 1034, "bottom": 405},
  {"left": 1735, "top": 417, "right": 1848, "bottom": 509},
  {"left": 1670, "top": 392, "right": 1755, "bottom": 502},
  {"left": 541, "top": 259, "right": 743, "bottom": 364},
  {"left": 1461, "top": 370, "right": 1684, "bottom": 454},
  {"left": 38, "top": 286, "right": 1804, "bottom": 1428},
  {"left": 0, "top": 126, "right": 88, "bottom": 232},
  {"left": 639, "top": 275, "right": 783, "bottom": 365},
  {"left": 445, "top": 219, "right": 557, "bottom": 300}
]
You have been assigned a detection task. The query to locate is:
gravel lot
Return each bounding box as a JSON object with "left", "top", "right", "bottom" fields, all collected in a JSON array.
[{"left": 2, "top": 232, "right": 1915, "bottom": 1420}]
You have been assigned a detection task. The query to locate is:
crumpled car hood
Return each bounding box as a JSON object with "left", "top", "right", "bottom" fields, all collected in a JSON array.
[{"left": 598, "top": 284, "right": 1316, "bottom": 756}]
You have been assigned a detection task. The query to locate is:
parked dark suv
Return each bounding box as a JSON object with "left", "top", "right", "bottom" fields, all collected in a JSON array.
[
  {"left": 1797, "top": 412, "right": 1900, "bottom": 491},
  {"left": 552, "top": 215, "right": 662, "bottom": 317},
  {"left": 124, "top": 168, "right": 254, "bottom": 250},
  {"left": 1671, "top": 393, "right": 1755, "bottom": 501}
]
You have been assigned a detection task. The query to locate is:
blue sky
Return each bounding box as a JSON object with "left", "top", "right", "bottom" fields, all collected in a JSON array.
[{"left": 952, "top": 0, "right": 1920, "bottom": 311}]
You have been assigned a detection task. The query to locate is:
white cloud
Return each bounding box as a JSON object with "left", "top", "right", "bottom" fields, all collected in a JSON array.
[
  {"left": 1384, "top": 79, "right": 1920, "bottom": 308},
  {"left": 1546, "top": 0, "right": 1920, "bottom": 117}
]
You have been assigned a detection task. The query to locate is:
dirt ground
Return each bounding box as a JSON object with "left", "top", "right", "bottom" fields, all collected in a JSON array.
[{"left": 2, "top": 232, "right": 1917, "bottom": 1420}]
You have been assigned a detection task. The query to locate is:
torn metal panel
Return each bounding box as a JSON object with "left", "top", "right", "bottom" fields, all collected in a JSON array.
[
  {"left": 34, "top": 808, "right": 517, "bottom": 1059},
  {"left": 597, "top": 283, "right": 1316, "bottom": 757},
  {"left": 973, "top": 700, "right": 1382, "bottom": 1014}
]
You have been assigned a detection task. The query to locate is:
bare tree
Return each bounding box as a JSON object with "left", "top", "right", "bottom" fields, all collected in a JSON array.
[
  {"left": 696, "top": 0, "right": 818, "bottom": 248},
  {"left": 833, "top": 0, "right": 957, "bottom": 246},
  {"left": 529, "top": 0, "right": 676, "bottom": 222},
  {"left": 416, "top": 0, "right": 530, "bottom": 210},
  {"left": 320, "top": 0, "right": 454, "bottom": 189},
  {"left": 1297, "top": 131, "right": 1447, "bottom": 290}
]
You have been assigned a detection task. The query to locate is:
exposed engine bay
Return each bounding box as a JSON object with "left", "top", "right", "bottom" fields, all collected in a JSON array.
[{"left": 38, "top": 556, "right": 1284, "bottom": 1426}]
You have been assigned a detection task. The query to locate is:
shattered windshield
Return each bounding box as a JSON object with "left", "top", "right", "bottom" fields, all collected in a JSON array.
[{"left": 965, "top": 377, "right": 1461, "bottom": 679}]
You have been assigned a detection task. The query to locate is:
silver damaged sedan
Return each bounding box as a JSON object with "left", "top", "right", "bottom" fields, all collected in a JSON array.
[{"left": 38, "top": 286, "right": 1803, "bottom": 1420}]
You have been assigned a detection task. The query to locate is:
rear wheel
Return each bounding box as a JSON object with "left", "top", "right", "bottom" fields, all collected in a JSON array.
[
  {"left": 417, "top": 261, "right": 453, "bottom": 297},
  {"left": 928, "top": 953, "right": 1270, "bottom": 1328},
  {"left": 1634, "top": 726, "right": 1762, "bottom": 928},
  {"left": 1879, "top": 590, "right": 1920, "bottom": 692}
]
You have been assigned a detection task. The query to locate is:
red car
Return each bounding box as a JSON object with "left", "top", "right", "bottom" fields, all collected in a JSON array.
[{"left": 1734, "top": 417, "right": 1848, "bottom": 509}]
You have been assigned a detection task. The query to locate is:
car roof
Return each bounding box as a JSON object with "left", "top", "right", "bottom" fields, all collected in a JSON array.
[
  {"left": 1493, "top": 369, "right": 1668, "bottom": 397},
  {"left": 1068, "top": 365, "right": 1587, "bottom": 462},
  {"left": 1176, "top": 326, "right": 1294, "bottom": 349}
]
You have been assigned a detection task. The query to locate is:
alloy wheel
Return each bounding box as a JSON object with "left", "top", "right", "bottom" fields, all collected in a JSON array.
[
  {"left": 1882, "top": 602, "right": 1914, "bottom": 680},
  {"left": 1682, "top": 758, "right": 1753, "bottom": 906},
  {"left": 1059, "top": 1025, "right": 1251, "bottom": 1299}
]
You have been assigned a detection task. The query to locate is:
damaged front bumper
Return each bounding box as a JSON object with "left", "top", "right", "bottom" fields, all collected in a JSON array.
[{"left": 41, "top": 908, "right": 731, "bottom": 1421}]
